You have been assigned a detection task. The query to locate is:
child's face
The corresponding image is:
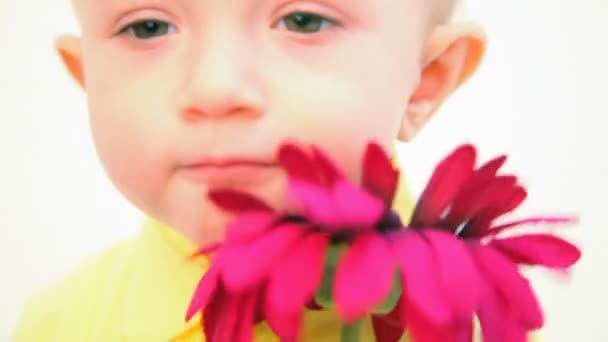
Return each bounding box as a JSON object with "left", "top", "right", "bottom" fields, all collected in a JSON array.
[{"left": 60, "top": 0, "right": 482, "bottom": 244}]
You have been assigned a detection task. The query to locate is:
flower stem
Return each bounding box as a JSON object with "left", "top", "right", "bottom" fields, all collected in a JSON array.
[{"left": 340, "top": 320, "right": 362, "bottom": 342}]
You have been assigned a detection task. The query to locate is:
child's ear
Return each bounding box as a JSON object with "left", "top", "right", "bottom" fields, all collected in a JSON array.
[
  {"left": 54, "top": 34, "right": 85, "bottom": 89},
  {"left": 398, "top": 22, "right": 486, "bottom": 141}
]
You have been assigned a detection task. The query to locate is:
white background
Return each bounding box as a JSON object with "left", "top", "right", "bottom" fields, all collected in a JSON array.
[{"left": 1, "top": 0, "right": 607, "bottom": 340}]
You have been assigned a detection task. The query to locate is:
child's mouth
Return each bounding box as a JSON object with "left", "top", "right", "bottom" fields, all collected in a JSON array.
[{"left": 178, "top": 158, "right": 280, "bottom": 187}]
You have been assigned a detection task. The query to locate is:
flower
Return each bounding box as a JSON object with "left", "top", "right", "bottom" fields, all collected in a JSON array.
[
  {"left": 186, "top": 188, "right": 329, "bottom": 341},
  {"left": 186, "top": 141, "right": 402, "bottom": 341},
  {"left": 396, "top": 145, "right": 582, "bottom": 342},
  {"left": 186, "top": 141, "right": 581, "bottom": 342},
  {"left": 280, "top": 143, "right": 580, "bottom": 342}
]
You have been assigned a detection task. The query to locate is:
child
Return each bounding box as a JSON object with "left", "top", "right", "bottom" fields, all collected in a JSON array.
[{"left": 14, "top": 0, "right": 486, "bottom": 340}]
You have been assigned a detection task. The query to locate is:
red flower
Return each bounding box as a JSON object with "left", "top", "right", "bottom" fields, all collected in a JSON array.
[
  {"left": 186, "top": 187, "right": 330, "bottom": 341},
  {"left": 186, "top": 142, "right": 581, "bottom": 342},
  {"left": 186, "top": 142, "right": 400, "bottom": 341},
  {"left": 397, "top": 145, "right": 581, "bottom": 342},
  {"left": 278, "top": 143, "right": 388, "bottom": 231},
  {"left": 284, "top": 143, "right": 581, "bottom": 342}
]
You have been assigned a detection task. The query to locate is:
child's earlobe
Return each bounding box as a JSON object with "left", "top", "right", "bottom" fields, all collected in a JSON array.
[
  {"left": 54, "top": 35, "right": 85, "bottom": 89},
  {"left": 398, "top": 23, "right": 487, "bottom": 142}
]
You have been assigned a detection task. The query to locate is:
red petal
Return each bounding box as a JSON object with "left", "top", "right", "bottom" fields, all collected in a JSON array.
[
  {"left": 443, "top": 176, "right": 518, "bottom": 232},
  {"left": 483, "top": 216, "right": 576, "bottom": 238},
  {"left": 392, "top": 233, "right": 452, "bottom": 326},
  {"left": 312, "top": 146, "right": 343, "bottom": 187},
  {"left": 225, "top": 211, "right": 277, "bottom": 243},
  {"left": 372, "top": 303, "right": 405, "bottom": 342},
  {"left": 441, "top": 154, "right": 510, "bottom": 230},
  {"left": 234, "top": 293, "right": 258, "bottom": 342},
  {"left": 411, "top": 145, "right": 476, "bottom": 227},
  {"left": 278, "top": 143, "right": 321, "bottom": 185},
  {"left": 186, "top": 266, "right": 220, "bottom": 321},
  {"left": 362, "top": 142, "right": 399, "bottom": 205},
  {"left": 203, "top": 284, "right": 226, "bottom": 341},
  {"left": 222, "top": 224, "right": 304, "bottom": 292},
  {"left": 372, "top": 316, "right": 405, "bottom": 342},
  {"left": 191, "top": 242, "right": 222, "bottom": 258},
  {"left": 477, "top": 155, "right": 507, "bottom": 178},
  {"left": 473, "top": 245, "right": 544, "bottom": 329},
  {"left": 403, "top": 297, "right": 474, "bottom": 342},
  {"left": 335, "top": 233, "right": 396, "bottom": 322},
  {"left": 464, "top": 186, "right": 527, "bottom": 237},
  {"left": 210, "top": 291, "right": 242, "bottom": 341},
  {"left": 424, "top": 230, "right": 481, "bottom": 318},
  {"left": 266, "top": 233, "right": 329, "bottom": 339},
  {"left": 491, "top": 234, "right": 581, "bottom": 268},
  {"left": 454, "top": 155, "right": 508, "bottom": 204},
  {"left": 208, "top": 189, "right": 273, "bottom": 213}
]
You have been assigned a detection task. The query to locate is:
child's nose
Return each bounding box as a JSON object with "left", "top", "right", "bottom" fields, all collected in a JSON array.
[{"left": 177, "top": 38, "right": 265, "bottom": 122}]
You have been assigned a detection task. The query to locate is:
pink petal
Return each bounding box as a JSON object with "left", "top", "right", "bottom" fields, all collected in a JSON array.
[
  {"left": 332, "top": 180, "right": 385, "bottom": 228},
  {"left": 335, "top": 233, "right": 396, "bottom": 322},
  {"left": 473, "top": 245, "right": 543, "bottom": 329},
  {"left": 483, "top": 216, "right": 577, "bottom": 238},
  {"left": 288, "top": 179, "right": 337, "bottom": 225},
  {"left": 222, "top": 224, "right": 305, "bottom": 292},
  {"left": 225, "top": 211, "right": 277, "bottom": 243},
  {"left": 477, "top": 282, "right": 528, "bottom": 342},
  {"left": 362, "top": 142, "right": 399, "bottom": 205},
  {"left": 491, "top": 234, "right": 581, "bottom": 268},
  {"left": 208, "top": 189, "right": 273, "bottom": 213},
  {"left": 392, "top": 232, "right": 452, "bottom": 326},
  {"left": 186, "top": 266, "right": 220, "bottom": 321},
  {"left": 290, "top": 178, "right": 385, "bottom": 230},
  {"left": 424, "top": 230, "right": 481, "bottom": 318},
  {"left": 278, "top": 143, "right": 321, "bottom": 185},
  {"left": 266, "top": 233, "right": 329, "bottom": 339},
  {"left": 265, "top": 297, "right": 299, "bottom": 342},
  {"left": 411, "top": 145, "right": 476, "bottom": 227}
]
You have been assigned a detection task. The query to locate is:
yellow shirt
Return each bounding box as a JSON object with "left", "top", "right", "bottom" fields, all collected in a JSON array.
[
  {"left": 13, "top": 177, "right": 536, "bottom": 341},
  {"left": 13, "top": 218, "right": 405, "bottom": 342}
]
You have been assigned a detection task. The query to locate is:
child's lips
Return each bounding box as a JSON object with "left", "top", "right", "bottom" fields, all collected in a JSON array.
[{"left": 178, "top": 158, "right": 280, "bottom": 186}]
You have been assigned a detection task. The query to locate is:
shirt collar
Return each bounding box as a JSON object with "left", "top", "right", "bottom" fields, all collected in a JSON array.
[{"left": 121, "top": 217, "right": 208, "bottom": 340}]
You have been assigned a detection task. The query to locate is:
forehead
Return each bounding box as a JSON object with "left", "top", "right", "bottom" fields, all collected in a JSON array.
[
  {"left": 74, "top": 0, "right": 434, "bottom": 37},
  {"left": 75, "top": 0, "right": 428, "bottom": 15}
]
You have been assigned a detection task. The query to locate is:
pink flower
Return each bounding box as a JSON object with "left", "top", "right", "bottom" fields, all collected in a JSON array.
[
  {"left": 397, "top": 145, "right": 582, "bottom": 342},
  {"left": 283, "top": 143, "right": 581, "bottom": 342},
  {"left": 186, "top": 188, "right": 330, "bottom": 341},
  {"left": 186, "top": 142, "right": 401, "bottom": 341},
  {"left": 186, "top": 141, "right": 581, "bottom": 342},
  {"left": 277, "top": 143, "right": 389, "bottom": 231}
]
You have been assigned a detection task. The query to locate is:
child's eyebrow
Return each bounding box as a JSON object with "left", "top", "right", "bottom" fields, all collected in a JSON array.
[
  {"left": 83, "top": 0, "right": 372, "bottom": 11},
  {"left": 82, "top": 0, "right": 374, "bottom": 24}
]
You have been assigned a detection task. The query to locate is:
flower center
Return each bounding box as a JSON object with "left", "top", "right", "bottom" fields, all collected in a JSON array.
[{"left": 377, "top": 209, "right": 404, "bottom": 234}]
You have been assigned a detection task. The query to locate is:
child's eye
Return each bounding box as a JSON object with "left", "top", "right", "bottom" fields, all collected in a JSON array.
[
  {"left": 275, "top": 12, "right": 338, "bottom": 34},
  {"left": 119, "top": 20, "right": 176, "bottom": 39}
]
